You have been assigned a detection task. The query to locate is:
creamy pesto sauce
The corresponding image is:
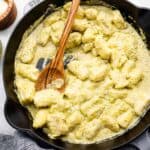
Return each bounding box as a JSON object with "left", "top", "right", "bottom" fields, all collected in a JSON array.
[{"left": 14, "top": 2, "right": 150, "bottom": 144}]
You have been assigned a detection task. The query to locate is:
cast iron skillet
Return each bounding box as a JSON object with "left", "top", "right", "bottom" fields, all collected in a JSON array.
[{"left": 3, "top": 0, "right": 150, "bottom": 149}]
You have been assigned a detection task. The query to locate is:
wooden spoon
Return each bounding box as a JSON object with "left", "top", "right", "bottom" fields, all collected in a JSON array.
[{"left": 35, "top": 0, "right": 80, "bottom": 92}]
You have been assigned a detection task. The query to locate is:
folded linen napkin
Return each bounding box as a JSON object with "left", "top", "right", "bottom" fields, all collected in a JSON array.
[{"left": 0, "top": 132, "right": 54, "bottom": 150}]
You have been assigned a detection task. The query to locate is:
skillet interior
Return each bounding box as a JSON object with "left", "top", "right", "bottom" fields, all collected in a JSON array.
[{"left": 3, "top": 0, "right": 150, "bottom": 149}]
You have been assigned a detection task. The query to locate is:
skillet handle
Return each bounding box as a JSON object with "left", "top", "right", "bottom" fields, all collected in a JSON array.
[
  {"left": 4, "top": 98, "right": 32, "bottom": 130},
  {"left": 136, "top": 8, "right": 150, "bottom": 48},
  {"left": 126, "top": 128, "right": 150, "bottom": 150},
  {"left": 24, "top": 0, "right": 44, "bottom": 14},
  {"left": 137, "top": 8, "right": 150, "bottom": 35}
]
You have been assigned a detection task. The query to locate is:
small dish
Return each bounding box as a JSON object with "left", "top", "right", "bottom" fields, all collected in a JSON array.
[{"left": 0, "top": 0, "right": 17, "bottom": 30}]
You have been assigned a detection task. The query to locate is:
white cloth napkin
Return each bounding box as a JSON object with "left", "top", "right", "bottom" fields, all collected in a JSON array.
[{"left": 0, "top": 132, "right": 54, "bottom": 150}]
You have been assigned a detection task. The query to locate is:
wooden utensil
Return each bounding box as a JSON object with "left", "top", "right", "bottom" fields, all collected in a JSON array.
[{"left": 35, "top": 0, "right": 80, "bottom": 92}]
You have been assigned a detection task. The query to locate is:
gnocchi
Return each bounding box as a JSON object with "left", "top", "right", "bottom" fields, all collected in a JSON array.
[
  {"left": 15, "top": 77, "right": 35, "bottom": 104},
  {"left": 15, "top": 3, "right": 150, "bottom": 144},
  {"left": 33, "top": 109, "right": 49, "bottom": 128}
]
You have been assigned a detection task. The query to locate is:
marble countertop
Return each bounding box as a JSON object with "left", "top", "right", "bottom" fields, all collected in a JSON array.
[{"left": 0, "top": 0, "right": 150, "bottom": 135}]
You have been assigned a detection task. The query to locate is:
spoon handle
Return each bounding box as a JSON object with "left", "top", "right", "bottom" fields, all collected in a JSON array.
[
  {"left": 55, "top": 0, "right": 80, "bottom": 62},
  {"left": 36, "top": 0, "right": 80, "bottom": 91}
]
